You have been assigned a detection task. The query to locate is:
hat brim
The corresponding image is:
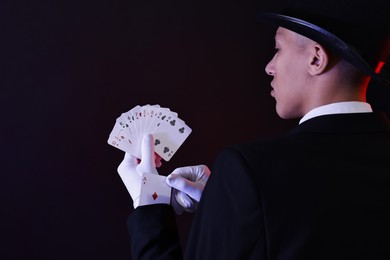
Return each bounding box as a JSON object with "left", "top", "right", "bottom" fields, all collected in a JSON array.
[{"left": 257, "top": 12, "right": 390, "bottom": 85}]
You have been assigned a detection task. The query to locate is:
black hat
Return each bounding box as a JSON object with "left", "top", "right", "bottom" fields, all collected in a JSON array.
[{"left": 257, "top": 0, "right": 390, "bottom": 85}]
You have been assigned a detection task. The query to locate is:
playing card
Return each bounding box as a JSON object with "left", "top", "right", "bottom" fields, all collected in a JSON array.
[
  {"left": 107, "top": 104, "right": 191, "bottom": 161},
  {"left": 107, "top": 120, "right": 133, "bottom": 153},
  {"left": 148, "top": 107, "right": 178, "bottom": 131},
  {"left": 121, "top": 105, "right": 141, "bottom": 140},
  {"left": 138, "top": 173, "right": 171, "bottom": 206},
  {"left": 126, "top": 105, "right": 142, "bottom": 140},
  {"left": 152, "top": 116, "right": 192, "bottom": 161},
  {"left": 132, "top": 104, "right": 166, "bottom": 158},
  {"left": 141, "top": 104, "right": 161, "bottom": 137},
  {"left": 116, "top": 113, "right": 136, "bottom": 143}
]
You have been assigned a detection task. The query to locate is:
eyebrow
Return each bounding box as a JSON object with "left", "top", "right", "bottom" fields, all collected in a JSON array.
[
  {"left": 274, "top": 31, "right": 283, "bottom": 45},
  {"left": 274, "top": 28, "right": 285, "bottom": 41}
]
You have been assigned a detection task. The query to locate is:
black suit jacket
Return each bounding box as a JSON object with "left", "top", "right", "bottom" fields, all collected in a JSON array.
[{"left": 128, "top": 112, "right": 390, "bottom": 260}]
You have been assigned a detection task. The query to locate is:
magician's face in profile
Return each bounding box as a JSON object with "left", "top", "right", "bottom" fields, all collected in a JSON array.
[{"left": 265, "top": 27, "right": 316, "bottom": 120}]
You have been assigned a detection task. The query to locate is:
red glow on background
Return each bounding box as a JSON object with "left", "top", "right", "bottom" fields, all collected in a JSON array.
[{"left": 375, "top": 61, "right": 385, "bottom": 74}]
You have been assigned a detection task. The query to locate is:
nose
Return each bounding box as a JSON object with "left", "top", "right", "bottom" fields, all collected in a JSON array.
[{"left": 265, "top": 58, "right": 274, "bottom": 76}]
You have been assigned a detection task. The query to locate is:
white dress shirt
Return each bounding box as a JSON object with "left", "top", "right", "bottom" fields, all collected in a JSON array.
[{"left": 299, "top": 101, "right": 373, "bottom": 124}]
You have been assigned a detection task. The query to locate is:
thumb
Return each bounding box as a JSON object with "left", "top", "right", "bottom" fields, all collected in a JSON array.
[
  {"left": 166, "top": 174, "right": 202, "bottom": 201},
  {"left": 166, "top": 174, "right": 192, "bottom": 191},
  {"left": 137, "top": 134, "right": 158, "bottom": 175}
]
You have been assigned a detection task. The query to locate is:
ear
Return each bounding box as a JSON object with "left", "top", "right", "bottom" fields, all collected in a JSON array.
[{"left": 308, "top": 44, "right": 329, "bottom": 76}]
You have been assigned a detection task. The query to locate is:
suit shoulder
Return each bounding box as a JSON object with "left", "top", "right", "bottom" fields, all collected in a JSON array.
[{"left": 228, "top": 136, "right": 288, "bottom": 156}]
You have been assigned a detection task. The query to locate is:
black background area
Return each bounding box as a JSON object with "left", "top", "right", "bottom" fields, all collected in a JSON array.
[{"left": 2, "top": 0, "right": 389, "bottom": 259}]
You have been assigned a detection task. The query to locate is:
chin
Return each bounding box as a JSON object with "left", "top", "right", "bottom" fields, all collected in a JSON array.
[
  {"left": 276, "top": 108, "right": 296, "bottom": 120},
  {"left": 275, "top": 105, "right": 287, "bottom": 119}
]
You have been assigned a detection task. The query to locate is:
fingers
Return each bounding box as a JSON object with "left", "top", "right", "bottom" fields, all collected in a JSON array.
[
  {"left": 171, "top": 190, "right": 184, "bottom": 215},
  {"left": 166, "top": 165, "right": 211, "bottom": 202},
  {"left": 137, "top": 134, "right": 159, "bottom": 175},
  {"left": 175, "top": 190, "right": 194, "bottom": 210},
  {"left": 170, "top": 166, "right": 198, "bottom": 181},
  {"left": 166, "top": 173, "right": 196, "bottom": 191},
  {"left": 169, "top": 165, "right": 211, "bottom": 181},
  {"left": 166, "top": 174, "right": 202, "bottom": 201},
  {"left": 155, "top": 153, "right": 163, "bottom": 168},
  {"left": 172, "top": 190, "right": 197, "bottom": 214}
]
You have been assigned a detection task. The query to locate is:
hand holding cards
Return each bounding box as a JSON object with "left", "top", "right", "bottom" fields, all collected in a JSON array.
[
  {"left": 107, "top": 104, "right": 192, "bottom": 161},
  {"left": 110, "top": 105, "right": 192, "bottom": 208}
]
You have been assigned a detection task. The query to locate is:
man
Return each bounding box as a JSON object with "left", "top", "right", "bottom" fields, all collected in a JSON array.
[{"left": 119, "top": 0, "right": 390, "bottom": 258}]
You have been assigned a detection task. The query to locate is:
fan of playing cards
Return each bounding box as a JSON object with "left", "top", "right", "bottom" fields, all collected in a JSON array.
[{"left": 107, "top": 104, "right": 192, "bottom": 161}]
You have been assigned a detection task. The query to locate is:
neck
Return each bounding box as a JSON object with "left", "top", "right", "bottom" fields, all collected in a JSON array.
[{"left": 302, "top": 73, "right": 370, "bottom": 115}]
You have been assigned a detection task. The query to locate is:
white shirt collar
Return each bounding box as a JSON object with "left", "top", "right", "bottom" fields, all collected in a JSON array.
[{"left": 299, "top": 101, "right": 373, "bottom": 124}]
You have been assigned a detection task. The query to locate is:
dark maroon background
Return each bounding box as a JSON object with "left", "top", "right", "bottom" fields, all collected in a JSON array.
[{"left": 2, "top": 0, "right": 389, "bottom": 259}]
